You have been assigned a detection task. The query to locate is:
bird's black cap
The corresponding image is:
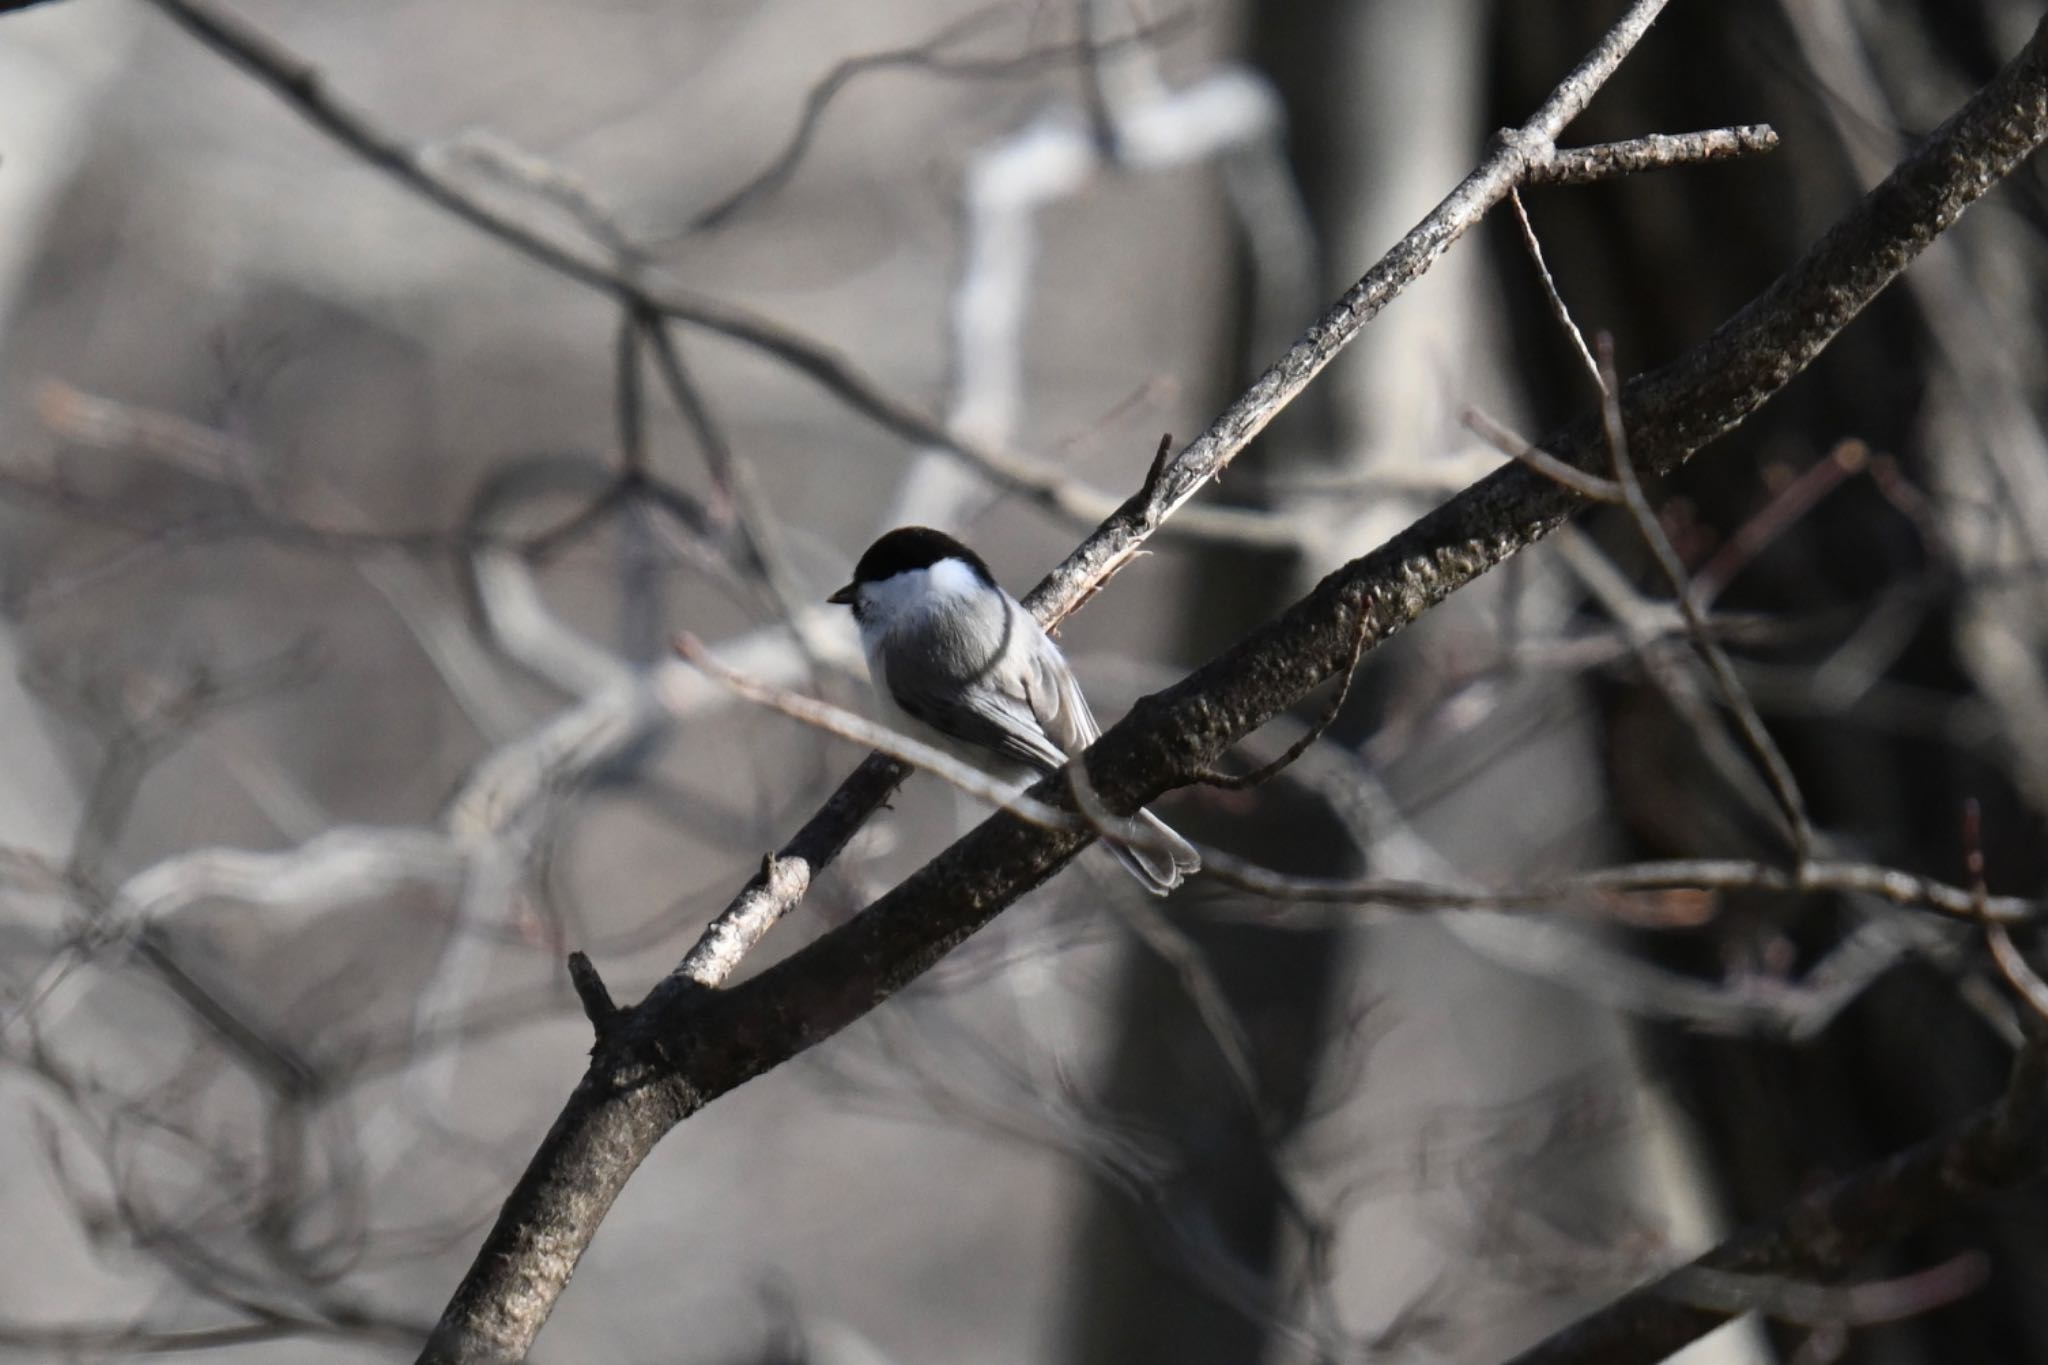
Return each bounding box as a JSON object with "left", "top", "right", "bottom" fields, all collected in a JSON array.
[{"left": 829, "top": 526, "right": 997, "bottom": 603}]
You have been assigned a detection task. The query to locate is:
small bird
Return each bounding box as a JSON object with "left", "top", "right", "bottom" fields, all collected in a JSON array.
[{"left": 829, "top": 526, "right": 1200, "bottom": 895}]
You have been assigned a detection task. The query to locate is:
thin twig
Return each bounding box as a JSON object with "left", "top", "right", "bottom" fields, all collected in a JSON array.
[
  {"left": 1523, "top": 124, "right": 1781, "bottom": 186},
  {"left": 671, "top": 634, "right": 1079, "bottom": 838},
  {"left": 612, "top": 312, "right": 647, "bottom": 476},
  {"left": 1199, "top": 606, "right": 1373, "bottom": 790},
  {"left": 686, "top": 6, "right": 1189, "bottom": 230},
  {"left": 1029, "top": 0, "right": 1684, "bottom": 618},
  {"left": 1986, "top": 925, "right": 2048, "bottom": 1019},
  {"left": 639, "top": 318, "right": 818, "bottom": 655},
  {"left": 1692, "top": 439, "right": 1870, "bottom": 605},
  {"left": 1509, "top": 187, "right": 1603, "bottom": 389},
  {"left": 565, "top": 952, "right": 617, "bottom": 1033},
  {"left": 1464, "top": 407, "right": 1622, "bottom": 503},
  {"left": 1969, "top": 796, "right": 2048, "bottom": 1018},
  {"left": 1192, "top": 852, "right": 2040, "bottom": 924},
  {"left": 1597, "top": 333, "right": 1817, "bottom": 863},
  {"left": 1500, "top": 192, "right": 1818, "bottom": 852}
]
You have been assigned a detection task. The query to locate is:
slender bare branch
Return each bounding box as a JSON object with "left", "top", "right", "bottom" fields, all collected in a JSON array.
[
  {"left": 1508, "top": 187, "right": 1604, "bottom": 389},
  {"left": 1524, "top": 124, "right": 1780, "bottom": 186},
  {"left": 1692, "top": 438, "right": 1870, "bottom": 605},
  {"left": 1465, "top": 406, "right": 1622, "bottom": 503},
  {"left": 1598, "top": 333, "right": 1818, "bottom": 861},
  {"left": 1194, "top": 852, "right": 2041, "bottom": 924},
  {"left": 671, "top": 634, "right": 1079, "bottom": 842},
  {"left": 687, "top": 6, "right": 1192, "bottom": 230}
]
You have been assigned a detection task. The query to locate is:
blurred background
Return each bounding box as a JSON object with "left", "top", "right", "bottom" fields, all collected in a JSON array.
[{"left": 2, "top": 0, "right": 2047, "bottom": 1361}]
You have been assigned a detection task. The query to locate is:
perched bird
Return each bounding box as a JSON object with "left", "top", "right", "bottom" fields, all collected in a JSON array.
[{"left": 829, "top": 526, "right": 1200, "bottom": 895}]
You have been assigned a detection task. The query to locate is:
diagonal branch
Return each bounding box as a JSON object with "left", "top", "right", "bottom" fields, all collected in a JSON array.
[{"left": 418, "top": 13, "right": 2048, "bottom": 1365}]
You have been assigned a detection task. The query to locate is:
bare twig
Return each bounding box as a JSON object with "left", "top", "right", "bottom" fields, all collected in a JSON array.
[
  {"left": 1597, "top": 333, "right": 1817, "bottom": 862},
  {"left": 1969, "top": 796, "right": 2048, "bottom": 1019},
  {"left": 1031, "top": 0, "right": 1682, "bottom": 617},
  {"left": 565, "top": 952, "right": 617, "bottom": 1033},
  {"left": 671, "top": 633, "right": 1079, "bottom": 842},
  {"left": 1987, "top": 924, "right": 2048, "bottom": 1020},
  {"left": 1198, "top": 606, "right": 1373, "bottom": 791},
  {"left": 1464, "top": 406, "right": 1622, "bottom": 503},
  {"left": 686, "top": 6, "right": 1190, "bottom": 230},
  {"left": 1192, "top": 852, "right": 2040, "bottom": 924},
  {"left": 611, "top": 312, "right": 647, "bottom": 476},
  {"left": 425, "top": 128, "right": 642, "bottom": 262},
  {"left": 1692, "top": 439, "right": 1870, "bottom": 605},
  {"left": 639, "top": 318, "right": 818, "bottom": 655},
  {"left": 1508, "top": 187, "right": 1603, "bottom": 389},
  {"left": 1523, "top": 124, "right": 1780, "bottom": 186}
]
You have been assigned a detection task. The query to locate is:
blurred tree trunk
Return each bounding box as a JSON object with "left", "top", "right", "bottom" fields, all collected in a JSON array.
[{"left": 1066, "top": 3, "right": 1764, "bottom": 1361}]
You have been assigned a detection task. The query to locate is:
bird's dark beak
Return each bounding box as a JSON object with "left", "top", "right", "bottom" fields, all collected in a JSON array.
[{"left": 827, "top": 583, "right": 857, "bottom": 606}]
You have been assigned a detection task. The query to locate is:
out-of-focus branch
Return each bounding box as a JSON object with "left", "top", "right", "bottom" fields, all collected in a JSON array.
[
  {"left": 1597, "top": 334, "right": 1818, "bottom": 861},
  {"left": 418, "top": 13, "right": 2048, "bottom": 1364},
  {"left": 1500, "top": 1032, "right": 2048, "bottom": 1365},
  {"left": 1501, "top": 177, "right": 1819, "bottom": 861},
  {"left": 686, "top": 6, "right": 1192, "bottom": 231},
  {"left": 882, "top": 59, "right": 1305, "bottom": 536},
  {"left": 671, "top": 633, "right": 1078, "bottom": 841},
  {"left": 1195, "top": 853, "right": 2043, "bottom": 925},
  {"left": 136, "top": 0, "right": 1291, "bottom": 549}
]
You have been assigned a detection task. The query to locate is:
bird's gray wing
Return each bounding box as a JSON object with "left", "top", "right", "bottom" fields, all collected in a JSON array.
[
  {"left": 1021, "top": 625, "right": 1101, "bottom": 755},
  {"left": 881, "top": 598, "right": 1092, "bottom": 776},
  {"left": 891, "top": 683, "right": 1069, "bottom": 773},
  {"left": 888, "top": 661, "right": 1071, "bottom": 773}
]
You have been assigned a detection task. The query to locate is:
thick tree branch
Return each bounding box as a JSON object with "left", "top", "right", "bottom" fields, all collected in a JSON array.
[{"left": 418, "top": 15, "right": 2048, "bottom": 1364}]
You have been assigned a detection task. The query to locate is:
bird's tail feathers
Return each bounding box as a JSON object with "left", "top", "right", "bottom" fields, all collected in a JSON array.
[{"left": 1106, "top": 809, "right": 1201, "bottom": 896}]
